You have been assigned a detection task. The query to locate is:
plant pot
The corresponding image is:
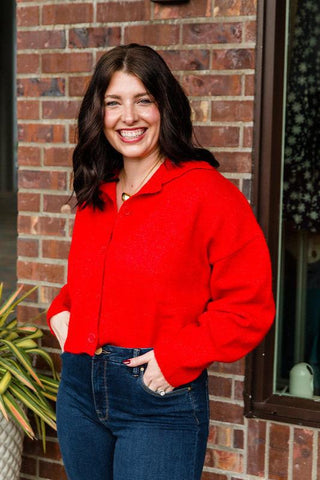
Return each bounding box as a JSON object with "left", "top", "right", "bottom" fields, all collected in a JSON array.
[{"left": 0, "top": 414, "right": 24, "bottom": 480}]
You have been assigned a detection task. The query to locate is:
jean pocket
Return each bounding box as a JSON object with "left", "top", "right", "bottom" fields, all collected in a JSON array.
[{"left": 137, "top": 371, "right": 192, "bottom": 398}]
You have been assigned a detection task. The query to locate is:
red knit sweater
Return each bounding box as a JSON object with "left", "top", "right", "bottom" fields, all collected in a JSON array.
[{"left": 47, "top": 160, "right": 275, "bottom": 386}]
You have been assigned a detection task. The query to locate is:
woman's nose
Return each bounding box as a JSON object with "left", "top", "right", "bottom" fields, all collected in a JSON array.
[{"left": 122, "top": 104, "right": 137, "bottom": 124}]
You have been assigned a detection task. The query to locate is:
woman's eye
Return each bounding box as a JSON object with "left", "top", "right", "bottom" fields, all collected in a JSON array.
[
  {"left": 138, "top": 98, "right": 153, "bottom": 105},
  {"left": 104, "top": 101, "right": 119, "bottom": 107}
]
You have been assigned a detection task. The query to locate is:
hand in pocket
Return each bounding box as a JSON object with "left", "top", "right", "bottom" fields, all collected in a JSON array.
[{"left": 50, "top": 311, "right": 70, "bottom": 352}]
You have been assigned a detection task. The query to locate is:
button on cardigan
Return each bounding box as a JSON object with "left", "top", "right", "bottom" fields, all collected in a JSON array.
[{"left": 47, "top": 160, "right": 275, "bottom": 387}]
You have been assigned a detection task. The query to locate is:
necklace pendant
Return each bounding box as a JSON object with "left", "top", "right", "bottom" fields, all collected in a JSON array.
[{"left": 121, "top": 192, "right": 131, "bottom": 202}]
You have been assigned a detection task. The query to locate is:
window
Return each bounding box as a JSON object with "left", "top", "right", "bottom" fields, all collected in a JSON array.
[{"left": 245, "top": 0, "right": 320, "bottom": 426}]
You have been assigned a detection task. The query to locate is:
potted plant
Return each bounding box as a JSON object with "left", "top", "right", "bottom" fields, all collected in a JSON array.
[{"left": 0, "top": 283, "right": 59, "bottom": 480}]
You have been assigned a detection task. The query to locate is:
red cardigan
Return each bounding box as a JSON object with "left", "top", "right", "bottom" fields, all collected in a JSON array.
[{"left": 47, "top": 159, "right": 275, "bottom": 386}]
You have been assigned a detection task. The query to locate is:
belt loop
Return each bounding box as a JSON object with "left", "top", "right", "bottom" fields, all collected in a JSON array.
[{"left": 132, "top": 348, "right": 140, "bottom": 377}]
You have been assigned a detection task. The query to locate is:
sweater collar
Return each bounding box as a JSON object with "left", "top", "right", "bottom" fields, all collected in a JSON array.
[{"left": 99, "top": 159, "right": 213, "bottom": 200}]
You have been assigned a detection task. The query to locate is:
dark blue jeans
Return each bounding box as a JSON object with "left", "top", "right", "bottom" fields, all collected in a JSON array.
[{"left": 57, "top": 345, "right": 209, "bottom": 480}]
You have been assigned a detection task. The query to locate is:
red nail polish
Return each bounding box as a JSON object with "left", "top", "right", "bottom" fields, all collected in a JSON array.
[{"left": 122, "top": 359, "right": 131, "bottom": 365}]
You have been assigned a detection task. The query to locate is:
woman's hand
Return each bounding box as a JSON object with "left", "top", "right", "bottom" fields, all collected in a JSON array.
[
  {"left": 50, "top": 311, "right": 70, "bottom": 352},
  {"left": 124, "top": 350, "right": 174, "bottom": 394}
]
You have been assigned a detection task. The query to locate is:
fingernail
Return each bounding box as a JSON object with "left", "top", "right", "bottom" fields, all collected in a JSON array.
[{"left": 122, "top": 359, "right": 131, "bottom": 365}]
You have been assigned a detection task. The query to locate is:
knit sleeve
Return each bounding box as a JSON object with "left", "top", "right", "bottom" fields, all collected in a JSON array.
[
  {"left": 46, "top": 284, "right": 71, "bottom": 334},
  {"left": 154, "top": 232, "right": 275, "bottom": 387}
]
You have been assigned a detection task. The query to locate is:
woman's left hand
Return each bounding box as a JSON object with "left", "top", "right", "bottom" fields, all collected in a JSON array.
[{"left": 124, "top": 350, "right": 174, "bottom": 394}]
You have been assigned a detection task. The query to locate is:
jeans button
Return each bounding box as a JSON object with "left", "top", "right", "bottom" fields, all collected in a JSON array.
[{"left": 95, "top": 347, "right": 103, "bottom": 355}]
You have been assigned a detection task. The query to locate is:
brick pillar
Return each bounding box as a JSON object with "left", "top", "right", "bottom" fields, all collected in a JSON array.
[{"left": 16, "top": 1, "right": 266, "bottom": 479}]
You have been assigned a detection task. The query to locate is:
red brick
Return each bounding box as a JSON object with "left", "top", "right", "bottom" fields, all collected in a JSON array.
[
  {"left": 17, "top": 260, "right": 65, "bottom": 284},
  {"left": 269, "top": 423, "right": 290, "bottom": 480},
  {"left": 69, "top": 124, "right": 78, "bottom": 144},
  {"left": 154, "top": 0, "right": 211, "bottom": 19},
  {"left": 17, "top": 6, "right": 39, "bottom": 26},
  {"left": 42, "top": 100, "right": 80, "bottom": 120},
  {"left": 183, "top": 74, "right": 241, "bottom": 96},
  {"left": 42, "top": 3, "right": 93, "bottom": 25},
  {"left": 293, "top": 428, "right": 313, "bottom": 480},
  {"left": 17, "top": 78, "right": 66, "bottom": 97},
  {"left": 191, "top": 100, "right": 210, "bottom": 122},
  {"left": 234, "top": 379, "right": 244, "bottom": 401},
  {"left": 245, "top": 21, "right": 257, "bottom": 42},
  {"left": 183, "top": 22, "right": 242, "bottom": 44},
  {"left": 159, "top": 50, "right": 210, "bottom": 71},
  {"left": 17, "top": 100, "right": 39, "bottom": 120},
  {"left": 42, "top": 53, "right": 92, "bottom": 73},
  {"left": 42, "top": 240, "right": 70, "bottom": 260},
  {"left": 43, "top": 193, "right": 74, "bottom": 213},
  {"left": 69, "top": 27, "right": 121, "bottom": 48},
  {"left": 215, "top": 152, "right": 252, "bottom": 174},
  {"left": 211, "top": 49, "right": 255, "bottom": 70},
  {"left": 18, "top": 215, "right": 66, "bottom": 237},
  {"left": 245, "top": 75, "right": 255, "bottom": 96},
  {"left": 17, "top": 304, "right": 46, "bottom": 327},
  {"left": 39, "top": 461, "right": 67, "bottom": 480},
  {"left": 243, "top": 126, "right": 253, "bottom": 147},
  {"left": 194, "top": 126, "right": 239, "bottom": 147},
  {"left": 23, "top": 437, "right": 62, "bottom": 460},
  {"left": 40, "top": 286, "right": 64, "bottom": 307},
  {"left": 17, "top": 31, "right": 66, "bottom": 50},
  {"left": 208, "top": 424, "right": 233, "bottom": 447},
  {"left": 210, "top": 359, "right": 245, "bottom": 375},
  {"left": 69, "top": 76, "right": 91, "bottom": 97},
  {"left": 233, "top": 429, "right": 244, "bottom": 449},
  {"left": 205, "top": 448, "right": 243, "bottom": 473},
  {"left": 20, "top": 456, "right": 37, "bottom": 476},
  {"left": 18, "top": 124, "right": 65, "bottom": 143},
  {"left": 17, "top": 146, "right": 41, "bottom": 167},
  {"left": 240, "top": 0, "right": 257, "bottom": 15},
  {"left": 18, "top": 170, "right": 67, "bottom": 191},
  {"left": 18, "top": 192, "right": 40, "bottom": 212},
  {"left": 44, "top": 148, "right": 73, "bottom": 167},
  {"left": 17, "top": 238, "right": 39, "bottom": 258},
  {"left": 201, "top": 473, "right": 227, "bottom": 480},
  {"left": 212, "top": 101, "right": 254, "bottom": 122},
  {"left": 97, "top": 1, "right": 149, "bottom": 22},
  {"left": 209, "top": 400, "right": 244, "bottom": 424},
  {"left": 124, "top": 24, "right": 179, "bottom": 46},
  {"left": 17, "top": 53, "right": 40, "bottom": 74},
  {"left": 214, "top": 0, "right": 256, "bottom": 16},
  {"left": 247, "top": 419, "right": 266, "bottom": 476},
  {"left": 208, "top": 375, "right": 232, "bottom": 397}
]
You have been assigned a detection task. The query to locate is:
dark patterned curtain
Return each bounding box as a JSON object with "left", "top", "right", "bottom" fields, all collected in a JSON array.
[{"left": 283, "top": 0, "right": 320, "bottom": 232}]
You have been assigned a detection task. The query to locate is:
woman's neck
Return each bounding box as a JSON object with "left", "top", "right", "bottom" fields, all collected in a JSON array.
[{"left": 121, "top": 156, "right": 163, "bottom": 189}]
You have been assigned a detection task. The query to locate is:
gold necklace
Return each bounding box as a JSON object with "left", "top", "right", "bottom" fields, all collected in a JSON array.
[{"left": 120, "top": 159, "right": 162, "bottom": 202}]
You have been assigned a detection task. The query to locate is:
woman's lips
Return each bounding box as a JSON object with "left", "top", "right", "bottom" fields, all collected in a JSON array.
[{"left": 118, "top": 128, "right": 147, "bottom": 142}]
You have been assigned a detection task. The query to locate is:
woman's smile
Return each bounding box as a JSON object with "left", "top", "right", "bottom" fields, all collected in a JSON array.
[{"left": 117, "top": 127, "right": 147, "bottom": 142}]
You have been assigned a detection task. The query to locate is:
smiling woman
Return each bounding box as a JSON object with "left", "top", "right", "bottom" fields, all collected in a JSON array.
[{"left": 46, "top": 44, "right": 275, "bottom": 480}]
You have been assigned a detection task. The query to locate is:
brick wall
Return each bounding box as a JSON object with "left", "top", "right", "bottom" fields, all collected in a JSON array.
[{"left": 16, "top": 1, "right": 319, "bottom": 479}]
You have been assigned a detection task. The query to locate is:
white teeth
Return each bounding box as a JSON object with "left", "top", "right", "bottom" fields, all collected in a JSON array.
[{"left": 119, "top": 129, "right": 145, "bottom": 139}]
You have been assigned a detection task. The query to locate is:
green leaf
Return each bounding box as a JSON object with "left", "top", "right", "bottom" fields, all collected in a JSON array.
[
  {"left": 1, "top": 339, "right": 44, "bottom": 388},
  {"left": 0, "top": 394, "right": 9, "bottom": 420},
  {"left": 3, "top": 391, "right": 35, "bottom": 438},
  {"left": 0, "top": 357, "right": 37, "bottom": 392},
  {"left": 25, "top": 348, "right": 58, "bottom": 380},
  {"left": 9, "top": 384, "right": 56, "bottom": 431}
]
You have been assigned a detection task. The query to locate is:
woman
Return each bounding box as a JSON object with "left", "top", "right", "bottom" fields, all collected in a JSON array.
[{"left": 48, "top": 44, "right": 275, "bottom": 480}]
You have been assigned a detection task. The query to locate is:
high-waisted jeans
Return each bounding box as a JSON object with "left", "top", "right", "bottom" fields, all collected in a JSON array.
[{"left": 57, "top": 345, "right": 209, "bottom": 480}]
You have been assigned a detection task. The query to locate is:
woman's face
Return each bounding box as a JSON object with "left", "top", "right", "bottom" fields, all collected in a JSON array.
[{"left": 103, "top": 71, "right": 161, "bottom": 164}]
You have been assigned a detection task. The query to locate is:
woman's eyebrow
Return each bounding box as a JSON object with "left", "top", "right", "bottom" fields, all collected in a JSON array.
[{"left": 104, "top": 92, "right": 149, "bottom": 99}]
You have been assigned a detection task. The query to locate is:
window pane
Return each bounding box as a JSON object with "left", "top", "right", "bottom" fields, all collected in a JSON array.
[{"left": 275, "top": 0, "right": 320, "bottom": 398}]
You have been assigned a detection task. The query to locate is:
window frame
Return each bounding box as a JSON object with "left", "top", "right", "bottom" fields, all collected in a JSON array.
[{"left": 244, "top": 0, "right": 320, "bottom": 427}]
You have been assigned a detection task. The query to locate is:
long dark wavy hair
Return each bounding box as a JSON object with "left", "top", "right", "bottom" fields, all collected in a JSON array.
[{"left": 73, "top": 43, "right": 218, "bottom": 209}]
